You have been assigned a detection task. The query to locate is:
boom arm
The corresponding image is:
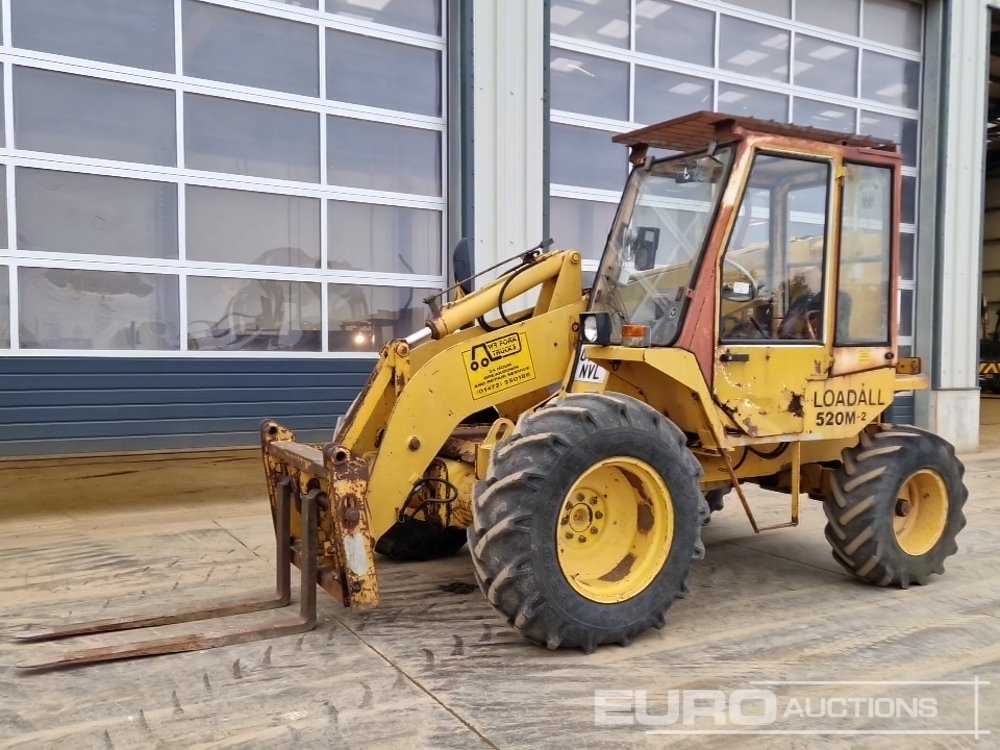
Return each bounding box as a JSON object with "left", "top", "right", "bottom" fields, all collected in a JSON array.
[{"left": 262, "top": 249, "right": 586, "bottom": 608}]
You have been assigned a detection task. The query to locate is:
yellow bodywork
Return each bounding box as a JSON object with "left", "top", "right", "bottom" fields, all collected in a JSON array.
[
  {"left": 259, "top": 124, "right": 927, "bottom": 614},
  {"left": 16, "top": 113, "right": 956, "bottom": 670},
  {"left": 262, "top": 249, "right": 587, "bottom": 607}
]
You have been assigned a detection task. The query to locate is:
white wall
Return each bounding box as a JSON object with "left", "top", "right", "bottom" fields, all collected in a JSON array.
[{"left": 471, "top": 0, "right": 546, "bottom": 278}]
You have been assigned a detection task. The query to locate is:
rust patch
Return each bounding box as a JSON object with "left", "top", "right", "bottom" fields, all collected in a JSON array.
[
  {"left": 741, "top": 416, "right": 759, "bottom": 437},
  {"left": 599, "top": 553, "right": 636, "bottom": 582},
  {"left": 623, "top": 474, "right": 656, "bottom": 533},
  {"left": 636, "top": 503, "right": 654, "bottom": 533},
  {"left": 787, "top": 393, "right": 804, "bottom": 418},
  {"left": 813, "top": 359, "right": 823, "bottom": 376}
]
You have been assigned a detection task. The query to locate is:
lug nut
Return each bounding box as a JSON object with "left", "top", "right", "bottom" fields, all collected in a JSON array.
[
  {"left": 590, "top": 527, "right": 598, "bottom": 535},
  {"left": 895, "top": 500, "right": 911, "bottom": 517},
  {"left": 594, "top": 511, "right": 604, "bottom": 520},
  {"left": 561, "top": 515, "right": 569, "bottom": 526},
  {"left": 565, "top": 501, "right": 573, "bottom": 511},
  {"left": 565, "top": 531, "right": 574, "bottom": 539},
  {"left": 578, "top": 535, "right": 587, "bottom": 543},
  {"left": 576, "top": 493, "right": 585, "bottom": 502},
  {"left": 589, "top": 496, "right": 598, "bottom": 505}
]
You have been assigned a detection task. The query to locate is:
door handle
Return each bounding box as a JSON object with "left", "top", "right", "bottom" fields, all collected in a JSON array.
[{"left": 720, "top": 352, "right": 750, "bottom": 363}]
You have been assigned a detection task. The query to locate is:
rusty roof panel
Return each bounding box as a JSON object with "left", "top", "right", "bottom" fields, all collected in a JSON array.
[{"left": 613, "top": 110, "right": 897, "bottom": 153}]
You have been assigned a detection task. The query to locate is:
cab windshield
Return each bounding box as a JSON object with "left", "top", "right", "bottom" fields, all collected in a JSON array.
[{"left": 590, "top": 146, "right": 733, "bottom": 346}]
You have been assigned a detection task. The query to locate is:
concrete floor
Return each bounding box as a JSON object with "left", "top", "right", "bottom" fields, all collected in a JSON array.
[{"left": 0, "top": 417, "right": 998, "bottom": 749}]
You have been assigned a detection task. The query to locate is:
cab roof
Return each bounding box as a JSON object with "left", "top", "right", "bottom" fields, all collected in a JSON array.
[{"left": 613, "top": 110, "right": 897, "bottom": 155}]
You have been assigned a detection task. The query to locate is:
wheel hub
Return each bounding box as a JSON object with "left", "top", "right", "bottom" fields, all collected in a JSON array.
[
  {"left": 893, "top": 469, "right": 949, "bottom": 556},
  {"left": 556, "top": 457, "right": 673, "bottom": 603},
  {"left": 561, "top": 493, "right": 606, "bottom": 541}
]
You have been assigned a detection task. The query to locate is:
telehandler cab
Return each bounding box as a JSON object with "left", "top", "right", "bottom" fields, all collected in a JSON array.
[{"left": 16, "top": 111, "right": 967, "bottom": 668}]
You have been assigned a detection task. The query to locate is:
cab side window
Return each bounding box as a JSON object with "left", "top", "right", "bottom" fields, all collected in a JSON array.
[
  {"left": 837, "top": 163, "right": 892, "bottom": 345},
  {"left": 719, "top": 154, "right": 830, "bottom": 343}
]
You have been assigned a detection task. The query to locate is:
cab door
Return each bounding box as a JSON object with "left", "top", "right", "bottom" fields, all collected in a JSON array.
[{"left": 713, "top": 150, "right": 836, "bottom": 438}]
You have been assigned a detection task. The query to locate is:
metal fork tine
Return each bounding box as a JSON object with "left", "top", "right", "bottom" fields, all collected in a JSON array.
[
  {"left": 12, "top": 594, "right": 290, "bottom": 643},
  {"left": 14, "top": 480, "right": 319, "bottom": 671},
  {"left": 14, "top": 484, "right": 294, "bottom": 644}
]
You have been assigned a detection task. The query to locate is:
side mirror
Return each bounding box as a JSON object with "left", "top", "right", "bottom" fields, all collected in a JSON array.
[
  {"left": 633, "top": 226, "right": 659, "bottom": 271},
  {"left": 452, "top": 237, "right": 473, "bottom": 295}
]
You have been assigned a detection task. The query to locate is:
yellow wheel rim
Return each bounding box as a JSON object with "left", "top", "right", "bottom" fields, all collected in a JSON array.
[
  {"left": 555, "top": 457, "right": 673, "bottom": 604},
  {"left": 893, "top": 469, "right": 949, "bottom": 556}
]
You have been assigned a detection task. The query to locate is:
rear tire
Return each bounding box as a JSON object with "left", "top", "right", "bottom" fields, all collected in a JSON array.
[
  {"left": 703, "top": 488, "right": 727, "bottom": 524},
  {"left": 468, "top": 392, "right": 707, "bottom": 652},
  {"left": 823, "top": 426, "right": 967, "bottom": 588}
]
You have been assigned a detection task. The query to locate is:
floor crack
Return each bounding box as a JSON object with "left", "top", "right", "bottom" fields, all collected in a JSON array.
[{"left": 331, "top": 614, "right": 501, "bottom": 750}]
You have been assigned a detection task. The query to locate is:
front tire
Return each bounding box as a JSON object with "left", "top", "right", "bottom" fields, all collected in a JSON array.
[
  {"left": 468, "top": 393, "right": 707, "bottom": 652},
  {"left": 823, "top": 426, "right": 967, "bottom": 588}
]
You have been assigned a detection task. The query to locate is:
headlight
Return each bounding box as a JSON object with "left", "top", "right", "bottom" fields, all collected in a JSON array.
[{"left": 579, "top": 312, "right": 611, "bottom": 345}]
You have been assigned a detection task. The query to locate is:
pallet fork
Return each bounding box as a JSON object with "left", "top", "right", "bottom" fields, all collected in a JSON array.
[{"left": 14, "top": 478, "right": 318, "bottom": 670}]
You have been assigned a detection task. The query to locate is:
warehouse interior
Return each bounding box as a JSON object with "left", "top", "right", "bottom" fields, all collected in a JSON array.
[{"left": 982, "top": 8, "right": 1000, "bottom": 444}]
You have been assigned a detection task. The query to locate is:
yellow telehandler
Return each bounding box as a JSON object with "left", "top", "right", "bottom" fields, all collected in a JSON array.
[{"left": 16, "top": 111, "right": 967, "bottom": 668}]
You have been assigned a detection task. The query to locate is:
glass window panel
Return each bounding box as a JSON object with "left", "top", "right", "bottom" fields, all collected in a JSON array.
[
  {"left": 0, "top": 67, "right": 5, "bottom": 148},
  {"left": 326, "top": 30, "right": 440, "bottom": 116},
  {"left": 328, "top": 202, "right": 441, "bottom": 275},
  {"left": 551, "top": 197, "right": 616, "bottom": 261},
  {"left": 550, "top": 0, "right": 630, "bottom": 48},
  {"left": 329, "top": 284, "right": 436, "bottom": 351},
  {"left": 899, "top": 231, "right": 914, "bottom": 281},
  {"left": 723, "top": 0, "right": 790, "bottom": 17},
  {"left": 11, "top": 0, "right": 175, "bottom": 73},
  {"left": 720, "top": 154, "right": 829, "bottom": 341},
  {"left": 19, "top": 269, "right": 179, "bottom": 350},
  {"left": 17, "top": 169, "right": 177, "bottom": 259},
  {"left": 863, "top": 0, "right": 922, "bottom": 51},
  {"left": 0, "top": 166, "right": 6, "bottom": 248},
  {"left": 551, "top": 124, "right": 624, "bottom": 191},
  {"left": 187, "top": 186, "right": 320, "bottom": 268},
  {"left": 0, "top": 266, "right": 8, "bottom": 348},
  {"left": 720, "top": 17, "right": 789, "bottom": 83},
  {"left": 899, "top": 288, "right": 913, "bottom": 337},
  {"left": 718, "top": 83, "right": 788, "bottom": 121},
  {"left": 794, "top": 35, "right": 857, "bottom": 97},
  {"left": 325, "top": 0, "right": 441, "bottom": 35},
  {"left": 902, "top": 175, "right": 916, "bottom": 225},
  {"left": 186, "top": 94, "right": 319, "bottom": 182},
  {"left": 551, "top": 49, "right": 628, "bottom": 120},
  {"left": 14, "top": 68, "right": 176, "bottom": 166},
  {"left": 795, "top": 0, "right": 859, "bottom": 35},
  {"left": 859, "top": 111, "right": 918, "bottom": 167},
  {"left": 793, "top": 99, "right": 856, "bottom": 134},
  {"left": 861, "top": 51, "right": 920, "bottom": 109},
  {"left": 187, "top": 277, "right": 321, "bottom": 351},
  {"left": 183, "top": 1, "right": 318, "bottom": 97},
  {"left": 838, "top": 163, "right": 892, "bottom": 344},
  {"left": 634, "top": 68, "right": 712, "bottom": 125},
  {"left": 635, "top": 1, "right": 714, "bottom": 67},
  {"left": 327, "top": 117, "right": 440, "bottom": 195}
]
